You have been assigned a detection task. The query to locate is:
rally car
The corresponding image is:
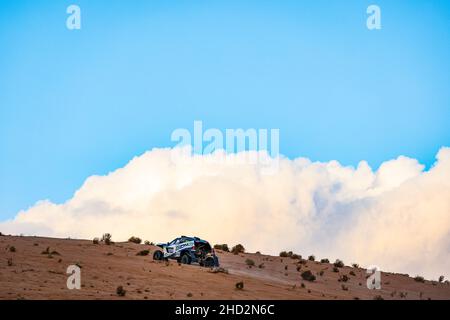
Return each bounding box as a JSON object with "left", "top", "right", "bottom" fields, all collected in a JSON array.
[{"left": 152, "top": 236, "right": 219, "bottom": 267}]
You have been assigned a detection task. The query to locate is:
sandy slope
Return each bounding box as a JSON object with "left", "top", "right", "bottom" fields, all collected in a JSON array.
[{"left": 1, "top": 235, "right": 449, "bottom": 300}]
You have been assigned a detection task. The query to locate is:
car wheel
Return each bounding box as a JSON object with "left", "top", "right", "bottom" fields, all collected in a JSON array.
[
  {"left": 180, "top": 254, "right": 191, "bottom": 264},
  {"left": 153, "top": 250, "right": 163, "bottom": 261},
  {"left": 203, "top": 256, "right": 215, "bottom": 267}
]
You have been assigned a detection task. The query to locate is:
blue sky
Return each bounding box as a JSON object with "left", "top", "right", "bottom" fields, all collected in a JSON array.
[{"left": 0, "top": 0, "right": 449, "bottom": 220}]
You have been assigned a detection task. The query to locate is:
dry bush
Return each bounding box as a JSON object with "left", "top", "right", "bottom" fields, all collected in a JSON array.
[
  {"left": 320, "top": 258, "right": 330, "bottom": 263},
  {"left": 128, "top": 236, "right": 142, "bottom": 244},
  {"left": 136, "top": 250, "right": 150, "bottom": 256},
  {"left": 245, "top": 259, "right": 255, "bottom": 267},
  {"left": 235, "top": 281, "right": 244, "bottom": 290},
  {"left": 414, "top": 276, "right": 425, "bottom": 283},
  {"left": 301, "top": 270, "right": 316, "bottom": 282},
  {"left": 339, "top": 275, "right": 350, "bottom": 282},
  {"left": 92, "top": 238, "right": 99, "bottom": 245},
  {"left": 116, "top": 286, "right": 126, "bottom": 296},
  {"left": 9, "top": 246, "right": 16, "bottom": 253},
  {"left": 308, "top": 255, "right": 315, "bottom": 261},
  {"left": 334, "top": 259, "right": 344, "bottom": 268},
  {"left": 214, "top": 244, "right": 230, "bottom": 252},
  {"left": 231, "top": 244, "right": 245, "bottom": 255},
  {"left": 102, "top": 233, "right": 112, "bottom": 245}
]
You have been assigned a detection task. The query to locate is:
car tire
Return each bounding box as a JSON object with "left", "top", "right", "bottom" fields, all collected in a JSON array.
[
  {"left": 180, "top": 253, "right": 191, "bottom": 265},
  {"left": 153, "top": 250, "right": 163, "bottom": 261},
  {"left": 203, "top": 256, "right": 215, "bottom": 267}
]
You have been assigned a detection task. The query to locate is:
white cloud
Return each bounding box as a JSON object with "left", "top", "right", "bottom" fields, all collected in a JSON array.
[{"left": 1, "top": 147, "right": 450, "bottom": 279}]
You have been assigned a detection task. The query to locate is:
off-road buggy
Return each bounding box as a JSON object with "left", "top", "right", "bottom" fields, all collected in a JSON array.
[{"left": 152, "top": 236, "right": 219, "bottom": 267}]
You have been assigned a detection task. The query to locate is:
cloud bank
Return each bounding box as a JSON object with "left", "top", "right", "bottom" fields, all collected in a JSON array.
[{"left": 1, "top": 147, "right": 450, "bottom": 279}]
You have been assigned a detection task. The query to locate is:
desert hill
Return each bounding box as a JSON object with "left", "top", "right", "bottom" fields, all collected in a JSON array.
[{"left": 1, "top": 235, "right": 449, "bottom": 300}]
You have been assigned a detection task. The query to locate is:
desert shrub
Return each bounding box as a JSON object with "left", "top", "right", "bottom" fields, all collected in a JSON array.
[
  {"left": 258, "top": 263, "right": 265, "bottom": 269},
  {"left": 352, "top": 263, "right": 359, "bottom": 268},
  {"left": 92, "top": 238, "right": 99, "bottom": 245},
  {"left": 231, "top": 244, "right": 245, "bottom": 255},
  {"left": 301, "top": 270, "right": 316, "bottom": 282},
  {"left": 349, "top": 271, "right": 356, "bottom": 276},
  {"left": 136, "top": 250, "right": 150, "bottom": 256},
  {"left": 414, "top": 276, "right": 425, "bottom": 283},
  {"left": 291, "top": 254, "right": 301, "bottom": 259},
  {"left": 320, "top": 258, "right": 330, "bottom": 263},
  {"left": 334, "top": 259, "right": 344, "bottom": 268},
  {"left": 439, "top": 275, "right": 445, "bottom": 283},
  {"left": 279, "top": 251, "right": 289, "bottom": 257},
  {"left": 319, "top": 270, "right": 324, "bottom": 276},
  {"left": 116, "top": 286, "right": 126, "bottom": 296},
  {"left": 333, "top": 267, "right": 339, "bottom": 273},
  {"left": 245, "top": 259, "right": 255, "bottom": 267},
  {"left": 339, "top": 275, "right": 350, "bottom": 282},
  {"left": 9, "top": 246, "right": 16, "bottom": 253},
  {"left": 187, "top": 292, "right": 193, "bottom": 297},
  {"left": 144, "top": 240, "right": 150, "bottom": 245},
  {"left": 235, "top": 281, "right": 244, "bottom": 290},
  {"left": 41, "top": 247, "right": 50, "bottom": 254},
  {"left": 296, "top": 266, "right": 302, "bottom": 272},
  {"left": 128, "top": 236, "right": 142, "bottom": 244},
  {"left": 214, "top": 244, "right": 230, "bottom": 252},
  {"left": 0, "top": 232, "right": 3, "bottom": 236},
  {"left": 308, "top": 255, "right": 315, "bottom": 261},
  {"left": 255, "top": 251, "right": 261, "bottom": 255},
  {"left": 102, "top": 233, "right": 112, "bottom": 245}
]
